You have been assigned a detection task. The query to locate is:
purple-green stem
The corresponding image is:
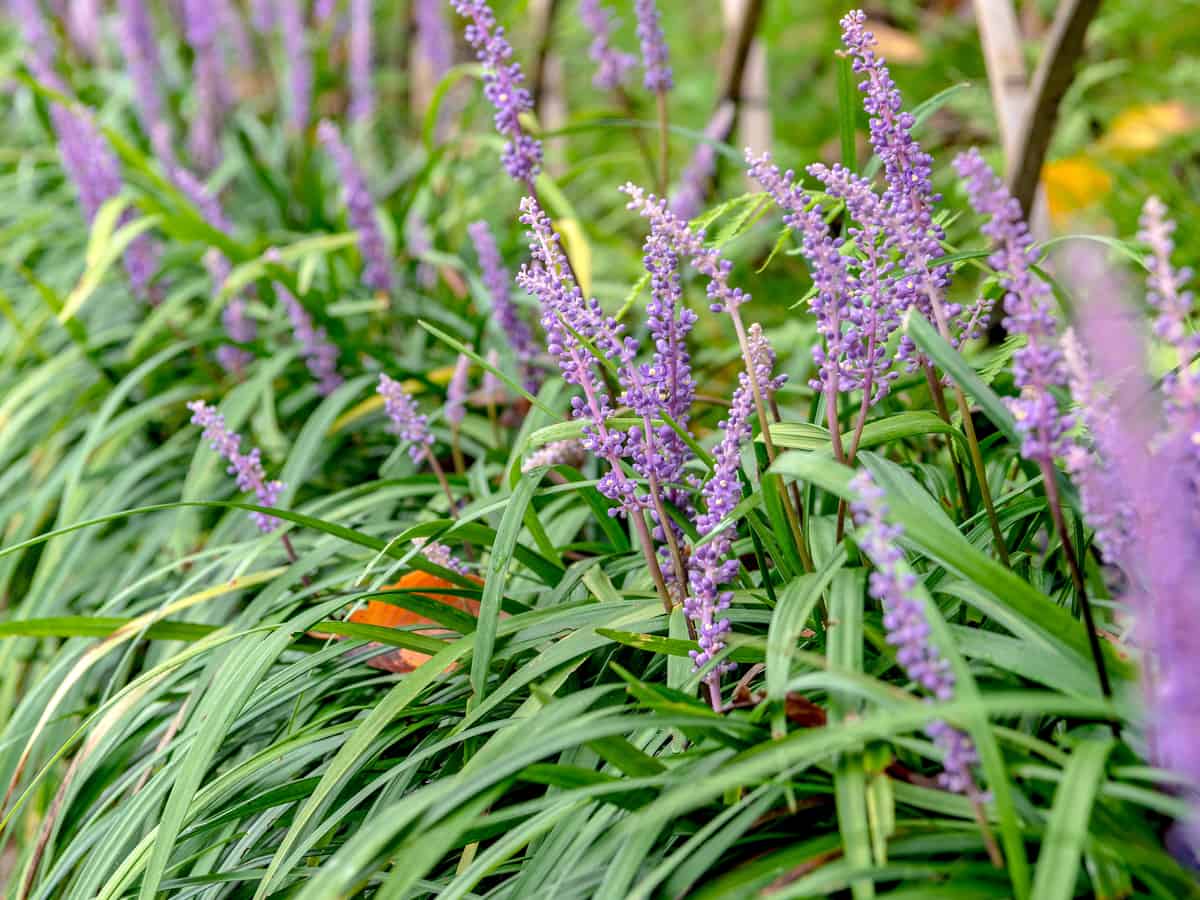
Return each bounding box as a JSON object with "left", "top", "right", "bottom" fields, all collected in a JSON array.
[{"left": 656, "top": 90, "right": 670, "bottom": 196}]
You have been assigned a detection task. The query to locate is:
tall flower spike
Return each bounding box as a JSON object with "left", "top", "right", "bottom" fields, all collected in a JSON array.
[
  {"left": 318, "top": 120, "right": 394, "bottom": 295},
  {"left": 450, "top": 0, "right": 542, "bottom": 183},
  {"left": 67, "top": 0, "right": 102, "bottom": 61},
  {"left": 172, "top": 167, "right": 257, "bottom": 372},
  {"left": 579, "top": 0, "right": 635, "bottom": 91},
  {"left": 188, "top": 400, "right": 285, "bottom": 532},
  {"left": 378, "top": 374, "right": 434, "bottom": 463},
  {"left": 349, "top": 0, "right": 374, "bottom": 122},
  {"left": 670, "top": 103, "right": 735, "bottom": 222},
  {"left": 808, "top": 162, "right": 903, "bottom": 400},
  {"left": 841, "top": 10, "right": 954, "bottom": 339},
  {"left": 522, "top": 439, "right": 586, "bottom": 472},
  {"left": 416, "top": 0, "right": 454, "bottom": 80},
  {"left": 446, "top": 353, "right": 471, "bottom": 426},
  {"left": 469, "top": 219, "right": 541, "bottom": 391},
  {"left": 267, "top": 250, "right": 343, "bottom": 395},
  {"left": 278, "top": 0, "right": 313, "bottom": 133},
  {"left": 955, "top": 148, "right": 1072, "bottom": 464},
  {"left": 621, "top": 183, "right": 748, "bottom": 314},
  {"left": 181, "top": 0, "right": 228, "bottom": 171},
  {"left": 118, "top": 0, "right": 176, "bottom": 164},
  {"left": 634, "top": 0, "right": 672, "bottom": 93},
  {"left": 850, "top": 470, "right": 979, "bottom": 793},
  {"left": 416, "top": 538, "right": 470, "bottom": 575},
  {"left": 251, "top": 0, "right": 275, "bottom": 30}
]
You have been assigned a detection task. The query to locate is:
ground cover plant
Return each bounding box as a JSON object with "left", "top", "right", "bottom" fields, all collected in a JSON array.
[{"left": 1, "top": 1, "right": 1199, "bottom": 897}]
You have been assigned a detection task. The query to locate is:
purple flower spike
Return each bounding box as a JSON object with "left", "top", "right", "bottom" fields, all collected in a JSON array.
[
  {"left": 670, "top": 103, "right": 735, "bottom": 221},
  {"left": 416, "top": 0, "right": 454, "bottom": 79},
  {"left": 181, "top": 0, "right": 228, "bottom": 171},
  {"left": 841, "top": 10, "right": 953, "bottom": 338},
  {"left": 522, "top": 439, "right": 586, "bottom": 472},
  {"left": 450, "top": 0, "right": 543, "bottom": 183},
  {"left": 118, "top": 0, "right": 176, "bottom": 164},
  {"left": 850, "top": 469, "right": 979, "bottom": 793},
  {"left": 446, "top": 353, "right": 471, "bottom": 426},
  {"left": 251, "top": 0, "right": 275, "bottom": 31},
  {"left": 579, "top": 0, "right": 635, "bottom": 90},
  {"left": 266, "top": 250, "right": 343, "bottom": 395},
  {"left": 378, "top": 373, "right": 435, "bottom": 463},
  {"left": 469, "top": 219, "right": 541, "bottom": 391},
  {"left": 349, "top": 0, "right": 374, "bottom": 122},
  {"left": 955, "top": 148, "right": 1071, "bottom": 464},
  {"left": 67, "top": 0, "right": 102, "bottom": 61},
  {"left": 634, "top": 0, "right": 672, "bottom": 93},
  {"left": 622, "top": 182, "right": 749, "bottom": 314},
  {"left": 318, "top": 120, "right": 394, "bottom": 294},
  {"left": 13, "top": 0, "right": 57, "bottom": 74},
  {"left": 416, "top": 538, "right": 470, "bottom": 575},
  {"left": 188, "top": 400, "right": 285, "bottom": 532},
  {"left": 278, "top": 0, "right": 313, "bottom": 133}
]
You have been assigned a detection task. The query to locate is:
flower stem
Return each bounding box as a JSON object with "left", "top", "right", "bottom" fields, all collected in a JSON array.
[
  {"left": 924, "top": 362, "right": 971, "bottom": 514},
  {"left": 425, "top": 448, "right": 459, "bottom": 518},
  {"left": 954, "top": 385, "right": 1010, "bottom": 566},
  {"left": 656, "top": 90, "right": 670, "bottom": 196}
]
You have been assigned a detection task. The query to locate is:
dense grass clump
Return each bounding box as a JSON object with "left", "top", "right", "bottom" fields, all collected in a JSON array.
[{"left": 1, "top": 2, "right": 1199, "bottom": 897}]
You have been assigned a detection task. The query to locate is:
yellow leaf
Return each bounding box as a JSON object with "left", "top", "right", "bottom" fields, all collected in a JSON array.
[
  {"left": 555, "top": 217, "right": 592, "bottom": 298},
  {"left": 1042, "top": 156, "right": 1112, "bottom": 226},
  {"left": 866, "top": 20, "right": 927, "bottom": 65},
  {"left": 1101, "top": 101, "right": 1196, "bottom": 156}
]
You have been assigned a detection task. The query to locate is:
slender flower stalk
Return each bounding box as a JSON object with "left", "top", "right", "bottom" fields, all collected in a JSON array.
[
  {"left": 622, "top": 182, "right": 812, "bottom": 569},
  {"left": 670, "top": 102, "right": 734, "bottom": 222},
  {"left": 450, "top": 0, "right": 542, "bottom": 185},
  {"left": 318, "top": 120, "right": 394, "bottom": 295},
  {"left": 278, "top": 0, "right": 312, "bottom": 134},
  {"left": 850, "top": 471, "right": 981, "bottom": 793},
  {"left": 188, "top": 400, "right": 285, "bottom": 532},
  {"left": 348, "top": 0, "right": 374, "bottom": 122},
  {"left": 469, "top": 220, "right": 541, "bottom": 391},
  {"left": 181, "top": 0, "right": 227, "bottom": 171},
  {"left": 579, "top": 0, "right": 635, "bottom": 91},
  {"left": 266, "top": 250, "right": 343, "bottom": 395},
  {"left": 956, "top": 147, "right": 1112, "bottom": 703},
  {"left": 447, "top": 351, "right": 471, "bottom": 474},
  {"left": 117, "top": 0, "right": 176, "bottom": 164},
  {"left": 378, "top": 373, "right": 458, "bottom": 512},
  {"left": 517, "top": 195, "right": 675, "bottom": 611}
]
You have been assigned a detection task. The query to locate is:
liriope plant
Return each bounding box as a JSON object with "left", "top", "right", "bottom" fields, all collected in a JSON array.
[{"left": 0, "top": 2, "right": 1196, "bottom": 898}]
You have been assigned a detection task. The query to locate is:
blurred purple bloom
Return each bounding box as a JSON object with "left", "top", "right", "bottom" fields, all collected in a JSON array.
[
  {"left": 251, "top": 0, "right": 275, "bottom": 30},
  {"left": 13, "top": 0, "right": 57, "bottom": 73},
  {"left": 578, "top": 0, "right": 635, "bottom": 91},
  {"left": 314, "top": 0, "right": 337, "bottom": 21},
  {"left": 416, "top": 538, "right": 470, "bottom": 575},
  {"left": 622, "top": 182, "right": 748, "bottom": 314},
  {"left": 851, "top": 469, "right": 978, "bottom": 793},
  {"left": 634, "top": 0, "right": 672, "bottom": 93},
  {"left": 118, "top": 0, "right": 176, "bottom": 164},
  {"left": 318, "top": 120, "right": 394, "bottom": 294},
  {"left": 67, "top": 0, "right": 102, "bottom": 60},
  {"left": 670, "top": 103, "right": 734, "bottom": 222},
  {"left": 182, "top": 0, "right": 228, "bottom": 170},
  {"left": 266, "top": 250, "right": 343, "bottom": 395},
  {"left": 349, "top": 0, "right": 374, "bottom": 121},
  {"left": 446, "top": 352, "right": 471, "bottom": 426},
  {"left": 188, "top": 400, "right": 285, "bottom": 532},
  {"left": 278, "top": 0, "right": 312, "bottom": 133},
  {"left": 416, "top": 0, "right": 453, "bottom": 80},
  {"left": 841, "top": 10, "right": 954, "bottom": 344},
  {"left": 378, "top": 373, "right": 434, "bottom": 462},
  {"left": 450, "top": 0, "right": 542, "bottom": 183},
  {"left": 469, "top": 219, "right": 541, "bottom": 391},
  {"left": 522, "top": 438, "right": 586, "bottom": 472},
  {"left": 955, "top": 148, "right": 1071, "bottom": 464}
]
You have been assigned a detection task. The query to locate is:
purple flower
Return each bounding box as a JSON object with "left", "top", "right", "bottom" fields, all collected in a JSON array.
[
  {"left": 578, "top": 0, "right": 635, "bottom": 90},
  {"left": 188, "top": 400, "right": 285, "bottom": 532},
  {"left": 348, "top": 0, "right": 374, "bottom": 122},
  {"left": 318, "top": 119, "right": 394, "bottom": 295},
  {"left": 117, "top": 0, "right": 176, "bottom": 164},
  {"left": 634, "top": 0, "right": 672, "bottom": 93},
  {"left": 314, "top": 0, "right": 337, "bottom": 21},
  {"left": 266, "top": 249, "right": 343, "bottom": 395},
  {"left": 378, "top": 373, "right": 434, "bottom": 463},
  {"left": 621, "top": 182, "right": 749, "bottom": 314},
  {"left": 446, "top": 352, "right": 471, "bottom": 426},
  {"left": 522, "top": 439, "right": 586, "bottom": 473},
  {"left": 251, "top": 0, "right": 275, "bottom": 30},
  {"left": 278, "top": 0, "right": 313, "bottom": 133},
  {"left": 450, "top": 0, "right": 542, "bottom": 183},
  {"left": 416, "top": 538, "right": 470, "bottom": 575},
  {"left": 12, "top": 0, "right": 57, "bottom": 74},
  {"left": 181, "top": 0, "right": 228, "bottom": 170},
  {"left": 841, "top": 10, "right": 953, "bottom": 342},
  {"left": 850, "top": 470, "right": 978, "bottom": 793},
  {"left": 955, "top": 148, "right": 1071, "bottom": 464},
  {"left": 416, "top": 0, "right": 454, "bottom": 80},
  {"left": 469, "top": 219, "right": 541, "bottom": 391},
  {"left": 67, "top": 0, "right": 102, "bottom": 61},
  {"left": 670, "top": 103, "right": 734, "bottom": 222}
]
